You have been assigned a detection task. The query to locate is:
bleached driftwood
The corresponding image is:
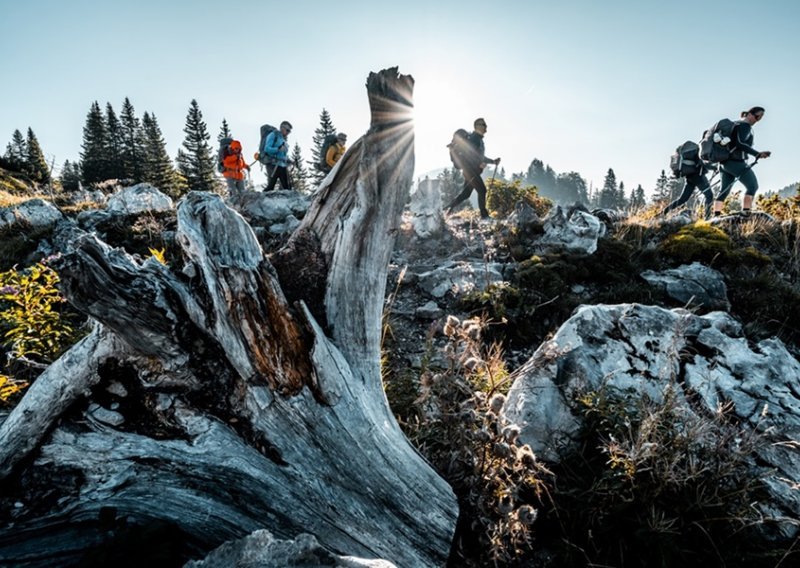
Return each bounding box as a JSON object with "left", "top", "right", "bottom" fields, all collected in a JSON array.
[{"left": 0, "top": 68, "right": 457, "bottom": 567}]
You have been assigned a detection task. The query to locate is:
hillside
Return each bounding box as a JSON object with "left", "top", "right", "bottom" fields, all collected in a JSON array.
[{"left": 1, "top": 159, "right": 800, "bottom": 566}]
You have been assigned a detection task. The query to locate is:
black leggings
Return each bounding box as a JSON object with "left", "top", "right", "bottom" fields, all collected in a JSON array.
[
  {"left": 662, "top": 172, "right": 713, "bottom": 218},
  {"left": 446, "top": 165, "right": 489, "bottom": 217},
  {"left": 266, "top": 165, "right": 291, "bottom": 191}
]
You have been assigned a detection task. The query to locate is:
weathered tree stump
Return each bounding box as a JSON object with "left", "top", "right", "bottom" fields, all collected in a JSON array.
[{"left": 0, "top": 68, "right": 457, "bottom": 567}]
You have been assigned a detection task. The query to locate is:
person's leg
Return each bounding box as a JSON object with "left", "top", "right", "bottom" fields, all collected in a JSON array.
[
  {"left": 278, "top": 166, "right": 291, "bottom": 190},
  {"left": 662, "top": 178, "right": 695, "bottom": 215},
  {"left": 265, "top": 164, "right": 277, "bottom": 191},
  {"left": 225, "top": 177, "right": 238, "bottom": 195},
  {"left": 738, "top": 167, "right": 758, "bottom": 211},
  {"left": 714, "top": 163, "right": 739, "bottom": 215},
  {"left": 474, "top": 175, "right": 490, "bottom": 218},
  {"left": 235, "top": 179, "right": 245, "bottom": 193},
  {"left": 446, "top": 168, "right": 476, "bottom": 212},
  {"left": 695, "top": 175, "right": 713, "bottom": 219}
]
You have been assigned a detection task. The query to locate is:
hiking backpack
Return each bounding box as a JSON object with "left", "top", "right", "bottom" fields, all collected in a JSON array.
[
  {"left": 256, "top": 124, "right": 277, "bottom": 165},
  {"left": 317, "top": 133, "right": 339, "bottom": 172},
  {"left": 699, "top": 118, "right": 737, "bottom": 163},
  {"left": 217, "top": 137, "right": 234, "bottom": 173},
  {"left": 669, "top": 140, "right": 701, "bottom": 178},
  {"left": 447, "top": 129, "right": 470, "bottom": 170}
]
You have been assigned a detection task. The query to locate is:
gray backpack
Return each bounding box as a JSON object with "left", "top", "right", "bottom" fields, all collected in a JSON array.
[
  {"left": 257, "top": 124, "right": 277, "bottom": 165},
  {"left": 217, "top": 137, "right": 234, "bottom": 173},
  {"left": 669, "top": 140, "right": 701, "bottom": 177}
]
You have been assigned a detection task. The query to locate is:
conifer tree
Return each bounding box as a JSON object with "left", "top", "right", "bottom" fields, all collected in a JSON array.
[
  {"left": 653, "top": 170, "right": 671, "bottom": 204},
  {"left": 616, "top": 181, "right": 627, "bottom": 210},
  {"left": 309, "top": 108, "right": 337, "bottom": 185},
  {"left": 218, "top": 119, "right": 232, "bottom": 142},
  {"left": 81, "top": 101, "right": 109, "bottom": 186},
  {"left": 25, "top": 128, "right": 51, "bottom": 183},
  {"left": 60, "top": 159, "right": 82, "bottom": 192},
  {"left": 141, "top": 111, "right": 186, "bottom": 197},
  {"left": 176, "top": 99, "right": 218, "bottom": 193},
  {"left": 438, "top": 167, "right": 465, "bottom": 206},
  {"left": 289, "top": 142, "right": 310, "bottom": 193},
  {"left": 556, "top": 171, "right": 589, "bottom": 205},
  {"left": 4, "top": 129, "right": 27, "bottom": 172},
  {"left": 599, "top": 168, "right": 618, "bottom": 209},
  {"left": 633, "top": 184, "right": 646, "bottom": 210},
  {"left": 104, "top": 103, "right": 125, "bottom": 180},
  {"left": 120, "top": 97, "right": 145, "bottom": 183}
]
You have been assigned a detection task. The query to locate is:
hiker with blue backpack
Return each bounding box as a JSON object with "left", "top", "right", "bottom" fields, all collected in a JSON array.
[
  {"left": 444, "top": 118, "right": 501, "bottom": 219},
  {"left": 263, "top": 120, "right": 293, "bottom": 191},
  {"left": 710, "top": 106, "right": 771, "bottom": 216}
]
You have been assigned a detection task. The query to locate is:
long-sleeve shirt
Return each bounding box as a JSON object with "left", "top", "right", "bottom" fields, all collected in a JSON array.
[
  {"left": 729, "top": 120, "right": 760, "bottom": 161},
  {"left": 263, "top": 131, "right": 289, "bottom": 167}
]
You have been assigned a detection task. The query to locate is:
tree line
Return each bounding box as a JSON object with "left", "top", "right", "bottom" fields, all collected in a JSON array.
[
  {"left": 2, "top": 99, "right": 345, "bottom": 197},
  {"left": 4, "top": 99, "right": 686, "bottom": 208}
]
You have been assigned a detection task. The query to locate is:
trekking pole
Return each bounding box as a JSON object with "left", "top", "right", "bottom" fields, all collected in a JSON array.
[{"left": 490, "top": 162, "right": 499, "bottom": 186}]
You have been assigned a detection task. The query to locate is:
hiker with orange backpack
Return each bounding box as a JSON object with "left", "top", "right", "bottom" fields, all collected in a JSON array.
[{"left": 221, "top": 139, "right": 250, "bottom": 195}]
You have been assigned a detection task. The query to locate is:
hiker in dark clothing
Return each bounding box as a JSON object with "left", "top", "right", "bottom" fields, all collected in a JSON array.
[
  {"left": 712, "top": 106, "right": 771, "bottom": 215},
  {"left": 661, "top": 162, "right": 716, "bottom": 219},
  {"left": 445, "top": 118, "right": 501, "bottom": 219}
]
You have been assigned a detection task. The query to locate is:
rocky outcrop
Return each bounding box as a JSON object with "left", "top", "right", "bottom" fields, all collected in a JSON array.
[
  {"left": 0, "top": 198, "right": 63, "bottom": 230},
  {"left": 106, "top": 183, "right": 174, "bottom": 214},
  {"left": 409, "top": 178, "right": 444, "bottom": 238},
  {"left": 502, "top": 303, "right": 800, "bottom": 540},
  {"left": 185, "top": 529, "right": 397, "bottom": 568},
  {"left": 641, "top": 262, "right": 730, "bottom": 310},
  {"left": 536, "top": 206, "right": 605, "bottom": 255}
]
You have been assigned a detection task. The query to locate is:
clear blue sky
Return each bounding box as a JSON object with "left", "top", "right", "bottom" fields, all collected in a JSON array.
[{"left": 2, "top": 0, "right": 798, "bottom": 194}]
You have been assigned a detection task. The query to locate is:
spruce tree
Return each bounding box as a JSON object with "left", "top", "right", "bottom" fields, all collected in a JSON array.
[
  {"left": 60, "top": 159, "right": 82, "bottom": 192},
  {"left": 218, "top": 119, "right": 232, "bottom": 142},
  {"left": 653, "top": 170, "right": 671, "bottom": 203},
  {"left": 616, "top": 181, "right": 627, "bottom": 210},
  {"left": 599, "top": 168, "right": 618, "bottom": 209},
  {"left": 142, "top": 111, "right": 186, "bottom": 197},
  {"left": 80, "top": 101, "right": 109, "bottom": 186},
  {"left": 26, "top": 128, "right": 51, "bottom": 183},
  {"left": 289, "top": 142, "right": 310, "bottom": 193},
  {"left": 556, "top": 172, "right": 588, "bottom": 205},
  {"left": 176, "top": 99, "right": 218, "bottom": 193},
  {"left": 104, "top": 103, "right": 125, "bottom": 180},
  {"left": 633, "top": 184, "right": 646, "bottom": 210},
  {"left": 120, "top": 97, "right": 145, "bottom": 183},
  {"left": 309, "top": 108, "right": 337, "bottom": 185},
  {"left": 4, "top": 129, "right": 27, "bottom": 172}
]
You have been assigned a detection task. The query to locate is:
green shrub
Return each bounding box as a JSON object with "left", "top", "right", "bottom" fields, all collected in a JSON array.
[{"left": 486, "top": 179, "right": 552, "bottom": 218}]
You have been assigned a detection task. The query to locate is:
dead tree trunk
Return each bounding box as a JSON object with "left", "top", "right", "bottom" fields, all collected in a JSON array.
[{"left": 0, "top": 68, "right": 457, "bottom": 567}]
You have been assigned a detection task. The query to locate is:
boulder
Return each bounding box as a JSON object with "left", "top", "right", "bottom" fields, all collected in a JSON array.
[
  {"left": 503, "top": 303, "right": 800, "bottom": 540},
  {"left": 536, "top": 206, "right": 604, "bottom": 255},
  {"left": 416, "top": 261, "right": 507, "bottom": 299},
  {"left": 0, "top": 198, "right": 63, "bottom": 230},
  {"left": 232, "top": 189, "right": 309, "bottom": 226},
  {"left": 106, "top": 183, "right": 173, "bottom": 215},
  {"left": 185, "top": 529, "right": 397, "bottom": 568},
  {"left": 409, "top": 178, "right": 444, "bottom": 238},
  {"left": 640, "top": 262, "right": 730, "bottom": 310}
]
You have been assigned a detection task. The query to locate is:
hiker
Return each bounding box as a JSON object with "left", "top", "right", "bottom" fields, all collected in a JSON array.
[
  {"left": 264, "top": 120, "right": 293, "bottom": 191},
  {"left": 326, "top": 132, "right": 347, "bottom": 169},
  {"left": 661, "top": 161, "right": 716, "bottom": 219},
  {"left": 712, "top": 106, "right": 771, "bottom": 216},
  {"left": 221, "top": 139, "right": 249, "bottom": 195},
  {"left": 445, "top": 118, "right": 501, "bottom": 219}
]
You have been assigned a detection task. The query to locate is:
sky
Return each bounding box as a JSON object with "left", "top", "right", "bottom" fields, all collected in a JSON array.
[{"left": 1, "top": 0, "right": 799, "bottom": 195}]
